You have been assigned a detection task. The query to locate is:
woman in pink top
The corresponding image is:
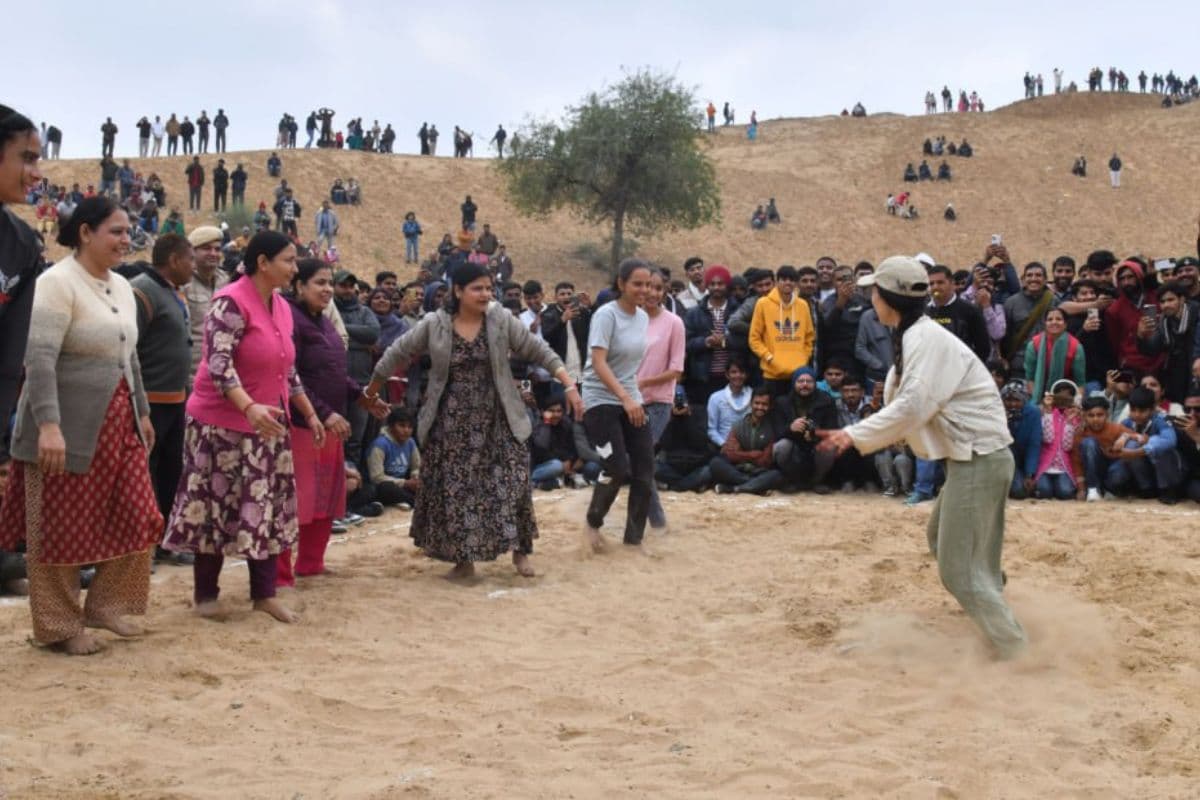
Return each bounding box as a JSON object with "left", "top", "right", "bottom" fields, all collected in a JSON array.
[
  {"left": 163, "top": 232, "right": 326, "bottom": 625},
  {"left": 636, "top": 267, "right": 686, "bottom": 529}
]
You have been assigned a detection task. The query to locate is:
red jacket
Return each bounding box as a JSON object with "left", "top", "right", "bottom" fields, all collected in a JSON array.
[{"left": 1104, "top": 261, "right": 1162, "bottom": 376}]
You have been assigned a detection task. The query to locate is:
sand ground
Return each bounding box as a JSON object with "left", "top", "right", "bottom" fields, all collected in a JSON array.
[{"left": 1, "top": 490, "right": 1197, "bottom": 799}]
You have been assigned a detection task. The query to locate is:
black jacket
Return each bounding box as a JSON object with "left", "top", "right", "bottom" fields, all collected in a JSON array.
[
  {"left": 772, "top": 389, "right": 839, "bottom": 447},
  {"left": 926, "top": 296, "right": 991, "bottom": 362},
  {"left": 540, "top": 303, "right": 591, "bottom": 368},
  {"left": 0, "top": 208, "right": 44, "bottom": 436},
  {"left": 684, "top": 297, "right": 740, "bottom": 384}
]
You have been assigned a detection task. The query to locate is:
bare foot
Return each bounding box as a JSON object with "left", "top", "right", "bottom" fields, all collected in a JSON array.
[
  {"left": 253, "top": 597, "right": 300, "bottom": 623},
  {"left": 512, "top": 552, "right": 535, "bottom": 578},
  {"left": 625, "top": 541, "right": 659, "bottom": 559},
  {"left": 446, "top": 562, "right": 476, "bottom": 581},
  {"left": 55, "top": 632, "right": 104, "bottom": 656},
  {"left": 583, "top": 526, "right": 607, "bottom": 554},
  {"left": 194, "top": 600, "right": 226, "bottom": 619},
  {"left": 86, "top": 615, "right": 145, "bottom": 637}
]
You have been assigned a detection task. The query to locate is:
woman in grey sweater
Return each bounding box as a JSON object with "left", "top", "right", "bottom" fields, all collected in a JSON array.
[
  {"left": 0, "top": 197, "right": 161, "bottom": 655},
  {"left": 364, "top": 262, "right": 581, "bottom": 580}
]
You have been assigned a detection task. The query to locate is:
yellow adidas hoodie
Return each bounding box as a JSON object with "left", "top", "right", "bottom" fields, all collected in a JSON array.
[{"left": 748, "top": 287, "right": 815, "bottom": 379}]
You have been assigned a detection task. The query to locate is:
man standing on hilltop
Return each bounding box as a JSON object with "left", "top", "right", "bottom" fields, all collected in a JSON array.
[
  {"left": 180, "top": 116, "right": 195, "bottom": 155},
  {"left": 1108, "top": 153, "right": 1122, "bottom": 188},
  {"left": 212, "top": 158, "right": 228, "bottom": 213},
  {"left": 706, "top": 102, "right": 716, "bottom": 132},
  {"left": 197, "top": 110, "right": 210, "bottom": 153},
  {"left": 941, "top": 86, "right": 952, "bottom": 112},
  {"left": 185, "top": 156, "right": 204, "bottom": 211},
  {"left": 213, "top": 109, "right": 229, "bottom": 153},
  {"left": 1053, "top": 67, "right": 1063, "bottom": 93},
  {"left": 428, "top": 124, "right": 439, "bottom": 156},
  {"left": 491, "top": 125, "right": 507, "bottom": 159},
  {"left": 418, "top": 123, "right": 429, "bottom": 156},
  {"left": 230, "top": 162, "right": 247, "bottom": 207},
  {"left": 137, "top": 116, "right": 152, "bottom": 158},
  {"left": 100, "top": 117, "right": 117, "bottom": 158},
  {"left": 151, "top": 115, "right": 165, "bottom": 156}
]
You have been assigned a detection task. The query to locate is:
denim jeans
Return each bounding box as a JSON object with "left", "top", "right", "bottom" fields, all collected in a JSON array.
[
  {"left": 1079, "top": 437, "right": 1117, "bottom": 493},
  {"left": 1010, "top": 465, "right": 1029, "bottom": 499},
  {"left": 1107, "top": 440, "right": 1182, "bottom": 494},
  {"left": 914, "top": 458, "right": 945, "bottom": 497},
  {"left": 531, "top": 459, "right": 564, "bottom": 485},
  {"left": 644, "top": 403, "right": 672, "bottom": 527},
  {"left": 1035, "top": 472, "right": 1076, "bottom": 500},
  {"left": 405, "top": 237, "right": 420, "bottom": 262},
  {"left": 875, "top": 451, "right": 913, "bottom": 493}
]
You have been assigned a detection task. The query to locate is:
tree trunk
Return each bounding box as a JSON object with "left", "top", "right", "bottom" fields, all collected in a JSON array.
[{"left": 609, "top": 205, "right": 626, "bottom": 277}]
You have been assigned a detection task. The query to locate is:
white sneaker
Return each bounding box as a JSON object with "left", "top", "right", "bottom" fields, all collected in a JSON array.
[
  {"left": 1086, "top": 487, "right": 1101, "bottom": 503},
  {"left": 570, "top": 473, "right": 588, "bottom": 489}
]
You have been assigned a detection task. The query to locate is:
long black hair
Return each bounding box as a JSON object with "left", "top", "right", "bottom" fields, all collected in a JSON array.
[
  {"left": 876, "top": 286, "right": 929, "bottom": 377},
  {"left": 0, "top": 104, "right": 35, "bottom": 149}
]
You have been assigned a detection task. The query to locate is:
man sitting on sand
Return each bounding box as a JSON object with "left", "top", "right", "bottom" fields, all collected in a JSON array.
[
  {"left": 918, "top": 160, "right": 933, "bottom": 181},
  {"left": 711, "top": 386, "right": 785, "bottom": 495},
  {"left": 903, "top": 163, "right": 918, "bottom": 182},
  {"left": 1072, "top": 155, "right": 1087, "bottom": 177}
]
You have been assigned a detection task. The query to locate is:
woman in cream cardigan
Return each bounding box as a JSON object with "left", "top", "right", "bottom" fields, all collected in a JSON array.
[{"left": 0, "top": 196, "right": 161, "bottom": 655}]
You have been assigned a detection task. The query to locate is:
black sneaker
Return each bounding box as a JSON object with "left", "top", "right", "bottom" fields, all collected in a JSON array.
[{"left": 355, "top": 501, "right": 385, "bottom": 518}]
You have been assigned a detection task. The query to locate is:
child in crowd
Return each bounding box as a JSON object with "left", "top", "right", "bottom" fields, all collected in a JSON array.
[
  {"left": 1033, "top": 379, "right": 1086, "bottom": 500},
  {"left": 366, "top": 408, "right": 422, "bottom": 508},
  {"left": 1107, "top": 387, "right": 1181, "bottom": 498},
  {"left": 1078, "top": 396, "right": 1131, "bottom": 501}
]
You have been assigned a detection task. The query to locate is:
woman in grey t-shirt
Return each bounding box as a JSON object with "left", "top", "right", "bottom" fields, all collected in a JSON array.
[{"left": 581, "top": 259, "right": 654, "bottom": 550}]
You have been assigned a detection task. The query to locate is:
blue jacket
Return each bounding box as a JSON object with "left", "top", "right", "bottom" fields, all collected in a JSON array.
[
  {"left": 1008, "top": 402, "right": 1042, "bottom": 477},
  {"left": 1122, "top": 413, "right": 1177, "bottom": 457},
  {"left": 402, "top": 220, "right": 422, "bottom": 239}
]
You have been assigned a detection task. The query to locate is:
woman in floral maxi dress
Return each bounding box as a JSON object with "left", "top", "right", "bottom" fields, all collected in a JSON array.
[{"left": 363, "top": 262, "right": 583, "bottom": 579}]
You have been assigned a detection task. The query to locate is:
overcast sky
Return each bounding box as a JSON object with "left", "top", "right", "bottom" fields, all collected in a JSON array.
[{"left": 8, "top": 0, "right": 1199, "bottom": 159}]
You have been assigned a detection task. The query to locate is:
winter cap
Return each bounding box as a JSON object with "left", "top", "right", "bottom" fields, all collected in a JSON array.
[
  {"left": 857, "top": 255, "right": 930, "bottom": 298},
  {"left": 188, "top": 226, "right": 223, "bottom": 247},
  {"left": 1050, "top": 379, "right": 1078, "bottom": 396},
  {"left": 791, "top": 366, "right": 817, "bottom": 383},
  {"left": 333, "top": 269, "right": 357, "bottom": 285},
  {"left": 1000, "top": 381, "right": 1028, "bottom": 401},
  {"left": 703, "top": 264, "right": 732, "bottom": 287},
  {"left": 1176, "top": 256, "right": 1198, "bottom": 268}
]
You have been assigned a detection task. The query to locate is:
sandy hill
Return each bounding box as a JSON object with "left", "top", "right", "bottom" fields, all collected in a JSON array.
[{"left": 18, "top": 92, "right": 1200, "bottom": 290}]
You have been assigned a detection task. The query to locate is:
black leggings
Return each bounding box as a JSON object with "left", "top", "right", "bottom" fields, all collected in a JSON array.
[{"left": 583, "top": 404, "right": 655, "bottom": 545}]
